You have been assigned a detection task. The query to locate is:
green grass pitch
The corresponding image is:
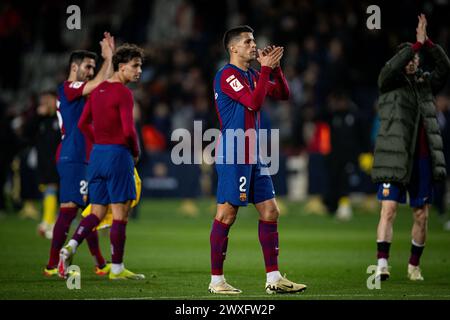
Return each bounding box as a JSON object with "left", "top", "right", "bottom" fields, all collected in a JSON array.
[{"left": 0, "top": 199, "right": 449, "bottom": 300}]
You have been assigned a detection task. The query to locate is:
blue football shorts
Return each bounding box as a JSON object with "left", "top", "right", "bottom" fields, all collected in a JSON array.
[
  {"left": 57, "top": 161, "right": 88, "bottom": 207},
  {"left": 87, "top": 144, "right": 136, "bottom": 205},
  {"left": 377, "top": 157, "right": 433, "bottom": 208},
  {"left": 216, "top": 163, "right": 275, "bottom": 206}
]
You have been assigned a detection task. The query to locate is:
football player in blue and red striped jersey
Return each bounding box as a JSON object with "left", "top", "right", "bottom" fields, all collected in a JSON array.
[
  {"left": 44, "top": 32, "right": 115, "bottom": 277},
  {"left": 209, "top": 25, "right": 307, "bottom": 295}
]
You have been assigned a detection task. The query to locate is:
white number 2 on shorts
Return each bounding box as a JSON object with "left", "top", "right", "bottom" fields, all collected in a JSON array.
[
  {"left": 239, "top": 176, "right": 247, "bottom": 192},
  {"left": 79, "top": 180, "right": 88, "bottom": 195}
]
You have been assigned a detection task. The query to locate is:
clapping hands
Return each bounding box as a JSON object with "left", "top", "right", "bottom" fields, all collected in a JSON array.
[
  {"left": 416, "top": 14, "right": 428, "bottom": 44},
  {"left": 257, "top": 45, "right": 284, "bottom": 69},
  {"left": 100, "top": 32, "right": 115, "bottom": 60}
]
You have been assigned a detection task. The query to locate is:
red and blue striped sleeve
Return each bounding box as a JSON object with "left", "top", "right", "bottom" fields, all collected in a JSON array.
[
  {"left": 63, "top": 81, "right": 87, "bottom": 102},
  {"left": 220, "top": 66, "right": 272, "bottom": 112}
]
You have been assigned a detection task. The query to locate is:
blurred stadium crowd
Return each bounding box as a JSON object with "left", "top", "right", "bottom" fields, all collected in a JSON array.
[{"left": 0, "top": 0, "right": 449, "bottom": 222}]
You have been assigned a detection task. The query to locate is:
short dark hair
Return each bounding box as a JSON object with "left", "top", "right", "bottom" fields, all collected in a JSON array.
[
  {"left": 69, "top": 50, "right": 97, "bottom": 66},
  {"left": 113, "top": 43, "right": 145, "bottom": 71},
  {"left": 223, "top": 25, "right": 254, "bottom": 53}
]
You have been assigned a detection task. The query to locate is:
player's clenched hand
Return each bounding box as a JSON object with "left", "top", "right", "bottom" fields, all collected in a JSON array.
[{"left": 257, "top": 46, "right": 284, "bottom": 69}]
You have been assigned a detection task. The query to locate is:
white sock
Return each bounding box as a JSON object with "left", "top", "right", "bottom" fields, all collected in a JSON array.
[
  {"left": 412, "top": 239, "right": 425, "bottom": 247},
  {"left": 67, "top": 239, "right": 78, "bottom": 253},
  {"left": 377, "top": 258, "right": 388, "bottom": 268},
  {"left": 111, "top": 263, "right": 124, "bottom": 275},
  {"left": 266, "top": 271, "right": 282, "bottom": 283},
  {"left": 211, "top": 275, "right": 225, "bottom": 285}
]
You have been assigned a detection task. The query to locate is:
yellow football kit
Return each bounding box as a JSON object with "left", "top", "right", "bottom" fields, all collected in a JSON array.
[{"left": 81, "top": 168, "right": 142, "bottom": 230}]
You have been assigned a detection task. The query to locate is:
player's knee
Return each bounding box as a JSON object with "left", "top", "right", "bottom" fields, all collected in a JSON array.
[
  {"left": 216, "top": 213, "right": 236, "bottom": 225},
  {"left": 381, "top": 204, "right": 396, "bottom": 222},
  {"left": 414, "top": 207, "right": 428, "bottom": 225},
  {"left": 92, "top": 210, "right": 106, "bottom": 221},
  {"left": 112, "top": 212, "right": 128, "bottom": 222},
  {"left": 262, "top": 206, "right": 279, "bottom": 221},
  {"left": 215, "top": 203, "right": 238, "bottom": 225},
  {"left": 61, "top": 202, "right": 78, "bottom": 208},
  {"left": 215, "top": 209, "right": 237, "bottom": 225},
  {"left": 114, "top": 216, "right": 128, "bottom": 223}
]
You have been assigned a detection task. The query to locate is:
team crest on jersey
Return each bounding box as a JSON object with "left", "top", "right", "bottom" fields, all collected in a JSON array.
[
  {"left": 229, "top": 78, "right": 244, "bottom": 92},
  {"left": 69, "top": 81, "right": 83, "bottom": 89},
  {"left": 239, "top": 192, "right": 247, "bottom": 202},
  {"left": 382, "top": 183, "right": 390, "bottom": 197}
]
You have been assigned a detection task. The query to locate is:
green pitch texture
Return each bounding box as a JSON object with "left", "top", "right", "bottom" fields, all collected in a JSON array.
[{"left": 0, "top": 199, "right": 449, "bottom": 300}]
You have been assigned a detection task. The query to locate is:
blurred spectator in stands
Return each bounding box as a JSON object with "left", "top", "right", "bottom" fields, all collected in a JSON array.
[
  {"left": 318, "top": 37, "right": 350, "bottom": 108},
  {"left": 22, "top": 91, "right": 60, "bottom": 238},
  {"left": 303, "top": 104, "right": 330, "bottom": 216},
  {"left": 0, "top": 100, "right": 22, "bottom": 216},
  {"left": 142, "top": 101, "right": 170, "bottom": 153},
  {"left": 324, "top": 90, "right": 370, "bottom": 220},
  {"left": 0, "top": 1, "right": 24, "bottom": 90}
]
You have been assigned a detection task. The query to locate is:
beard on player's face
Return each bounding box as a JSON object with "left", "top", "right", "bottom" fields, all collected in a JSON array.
[
  {"left": 77, "top": 70, "right": 89, "bottom": 81},
  {"left": 76, "top": 67, "right": 93, "bottom": 81},
  {"left": 74, "top": 59, "right": 95, "bottom": 82}
]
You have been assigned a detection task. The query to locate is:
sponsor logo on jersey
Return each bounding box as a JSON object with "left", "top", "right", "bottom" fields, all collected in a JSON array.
[
  {"left": 69, "top": 81, "right": 83, "bottom": 89},
  {"left": 229, "top": 78, "right": 244, "bottom": 92}
]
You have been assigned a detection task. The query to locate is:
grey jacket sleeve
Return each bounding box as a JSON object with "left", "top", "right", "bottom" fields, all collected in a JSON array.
[{"left": 425, "top": 44, "right": 450, "bottom": 94}]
